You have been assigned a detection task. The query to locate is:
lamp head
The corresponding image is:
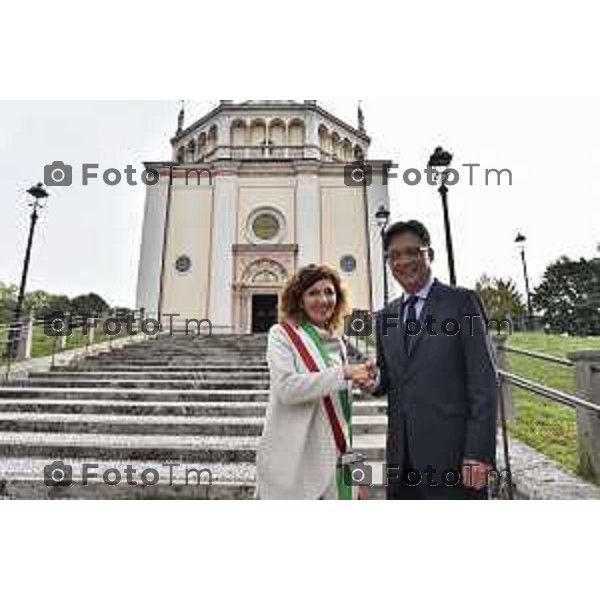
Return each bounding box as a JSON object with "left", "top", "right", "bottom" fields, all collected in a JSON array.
[
  {"left": 428, "top": 147, "right": 453, "bottom": 168},
  {"left": 515, "top": 233, "right": 527, "bottom": 252},
  {"left": 375, "top": 205, "right": 391, "bottom": 228},
  {"left": 26, "top": 183, "right": 49, "bottom": 200}
]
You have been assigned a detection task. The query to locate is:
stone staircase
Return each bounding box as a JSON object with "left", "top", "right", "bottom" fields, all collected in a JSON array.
[{"left": 0, "top": 334, "right": 387, "bottom": 499}]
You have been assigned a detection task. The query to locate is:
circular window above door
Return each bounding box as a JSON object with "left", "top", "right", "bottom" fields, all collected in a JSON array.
[
  {"left": 253, "top": 213, "right": 280, "bottom": 241},
  {"left": 246, "top": 207, "right": 286, "bottom": 244}
]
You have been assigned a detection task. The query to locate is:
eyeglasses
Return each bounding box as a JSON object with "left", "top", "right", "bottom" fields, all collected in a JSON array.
[{"left": 385, "top": 247, "right": 429, "bottom": 263}]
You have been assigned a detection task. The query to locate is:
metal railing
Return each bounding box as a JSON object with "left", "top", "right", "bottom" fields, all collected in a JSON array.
[
  {"left": 500, "top": 370, "right": 600, "bottom": 415},
  {"left": 502, "top": 346, "right": 575, "bottom": 368},
  {"left": 0, "top": 310, "right": 146, "bottom": 380},
  {"left": 495, "top": 338, "right": 600, "bottom": 495},
  {"left": 343, "top": 333, "right": 600, "bottom": 498}
]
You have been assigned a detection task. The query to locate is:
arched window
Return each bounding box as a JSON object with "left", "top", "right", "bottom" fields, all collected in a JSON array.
[
  {"left": 207, "top": 125, "right": 218, "bottom": 155},
  {"left": 269, "top": 120, "right": 286, "bottom": 146},
  {"left": 341, "top": 139, "right": 353, "bottom": 162},
  {"left": 331, "top": 132, "right": 341, "bottom": 160},
  {"left": 319, "top": 125, "right": 332, "bottom": 155},
  {"left": 187, "top": 139, "right": 196, "bottom": 162},
  {"left": 250, "top": 119, "right": 267, "bottom": 146},
  {"left": 288, "top": 119, "right": 306, "bottom": 146},
  {"left": 231, "top": 120, "right": 247, "bottom": 147},
  {"left": 198, "top": 132, "right": 207, "bottom": 160}
]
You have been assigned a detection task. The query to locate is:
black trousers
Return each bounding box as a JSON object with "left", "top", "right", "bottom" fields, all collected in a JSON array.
[{"left": 387, "top": 426, "right": 488, "bottom": 501}]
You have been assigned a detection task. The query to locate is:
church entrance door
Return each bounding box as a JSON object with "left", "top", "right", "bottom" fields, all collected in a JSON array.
[{"left": 251, "top": 295, "right": 279, "bottom": 333}]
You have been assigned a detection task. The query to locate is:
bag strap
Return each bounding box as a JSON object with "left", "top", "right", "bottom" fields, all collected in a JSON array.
[{"left": 280, "top": 322, "right": 348, "bottom": 455}]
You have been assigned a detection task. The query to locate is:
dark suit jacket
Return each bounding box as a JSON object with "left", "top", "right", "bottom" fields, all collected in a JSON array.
[{"left": 373, "top": 280, "right": 499, "bottom": 484}]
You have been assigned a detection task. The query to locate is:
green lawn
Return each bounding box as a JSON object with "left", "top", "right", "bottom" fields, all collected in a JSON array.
[
  {"left": 1, "top": 324, "right": 133, "bottom": 365},
  {"left": 505, "top": 332, "right": 600, "bottom": 480}
]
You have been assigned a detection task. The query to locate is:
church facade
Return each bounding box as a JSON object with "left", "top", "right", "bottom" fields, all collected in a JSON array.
[{"left": 136, "top": 100, "right": 392, "bottom": 334}]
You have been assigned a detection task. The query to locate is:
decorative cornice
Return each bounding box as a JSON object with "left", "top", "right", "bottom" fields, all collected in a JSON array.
[
  {"left": 233, "top": 244, "right": 299, "bottom": 254},
  {"left": 141, "top": 159, "right": 394, "bottom": 179},
  {"left": 171, "top": 101, "right": 371, "bottom": 145}
]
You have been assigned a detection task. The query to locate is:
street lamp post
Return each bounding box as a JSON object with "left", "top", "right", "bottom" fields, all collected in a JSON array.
[
  {"left": 515, "top": 233, "right": 534, "bottom": 331},
  {"left": 428, "top": 147, "right": 457, "bottom": 286},
  {"left": 375, "top": 205, "right": 391, "bottom": 307},
  {"left": 6, "top": 183, "right": 49, "bottom": 358}
]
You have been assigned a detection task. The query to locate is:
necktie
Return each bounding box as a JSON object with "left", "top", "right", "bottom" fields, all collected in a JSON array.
[{"left": 404, "top": 296, "right": 419, "bottom": 355}]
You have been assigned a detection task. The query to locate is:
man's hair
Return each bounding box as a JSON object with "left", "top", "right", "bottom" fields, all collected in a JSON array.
[{"left": 383, "top": 220, "right": 432, "bottom": 252}]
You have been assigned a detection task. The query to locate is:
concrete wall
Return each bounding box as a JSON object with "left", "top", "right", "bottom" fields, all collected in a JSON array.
[
  {"left": 138, "top": 163, "right": 385, "bottom": 331},
  {"left": 135, "top": 177, "right": 170, "bottom": 316},
  {"left": 160, "top": 183, "right": 214, "bottom": 322},
  {"left": 320, "top": 182, "right": 371, "bottom": 310}
]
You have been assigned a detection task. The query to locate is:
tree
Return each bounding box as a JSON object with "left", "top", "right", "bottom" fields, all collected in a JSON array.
[
  {"left": 36, "top": 294, "right": 71, "bottom": 321},
  {"left": 533, "top": 257, "right": 600, "bottom": 336},
  {"left": 24, "top": 290, "right": 54, "bottom": 315},
  {"left": 0, "top": 283, "right": 113, "bottom": 324},
  {"left": 0, "top": 282, "right": 17, "bottom": 324},
  {"left": 475, "top": 275, "right": 526, "bottom": 327},
  {"left": 69, "top": 293, "right": 110, "bottom": 317}
]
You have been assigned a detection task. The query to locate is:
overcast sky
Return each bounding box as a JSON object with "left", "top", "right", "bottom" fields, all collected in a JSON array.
[{"left": 1, "top": 100, "right": 598, "bottom": 308}]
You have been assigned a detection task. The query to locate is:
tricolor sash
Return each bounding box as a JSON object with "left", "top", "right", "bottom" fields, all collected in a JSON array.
[{"left": 280, "top": 322, "right": 353, "bottom": 500}]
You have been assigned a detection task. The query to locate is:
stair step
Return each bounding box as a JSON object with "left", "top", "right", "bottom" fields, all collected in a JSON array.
[
  {"left": 0, "top": 431, "right": 259, "bottom": 462},
  {"left": 30, "top": 371, "right": 270, "bottom": 381},
  {"left": 0, "top": 431, "right": 385, "bottom": 463},
  {"left": 0, "top": 387, "right": 270, "bottom": 402},
  {"left": 82, "top": 360, "right": 269, "bottom": 367},
  {"left": 0, "top": 399, "right": 270, "bottom": 417},
  {"left": 0, "top": 413, "right": 386, "bottom": 437},
  {"left": 0, "top": 458, "right": 256, "bottom": 500},
  {"left": 54, "top": 365, "right": 270, "bottom": 373},
  {"left": 9, "top": 379, "right": 270, "bottom": 390},
  {"left": 0, "top": 398, "right": 386, "bottom": 417}
]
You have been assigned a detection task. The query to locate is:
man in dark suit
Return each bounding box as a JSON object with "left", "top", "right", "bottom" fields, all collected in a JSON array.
[{"left": 366, "top": 220, "right": 499, "bottom": 500}]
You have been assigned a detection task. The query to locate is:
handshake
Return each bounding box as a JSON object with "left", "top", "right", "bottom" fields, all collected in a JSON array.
[{"left": 343, "top": 358, "right": 378, "bottom": 391}]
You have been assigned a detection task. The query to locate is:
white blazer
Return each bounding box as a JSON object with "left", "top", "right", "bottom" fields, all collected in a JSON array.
[{"left": 256, "top": 323, "right": 351, "bottom": 500}]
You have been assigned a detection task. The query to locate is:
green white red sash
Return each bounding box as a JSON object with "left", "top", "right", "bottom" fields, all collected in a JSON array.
[{"left": 280, "top": 322, "right": 353, "bottom": 500}]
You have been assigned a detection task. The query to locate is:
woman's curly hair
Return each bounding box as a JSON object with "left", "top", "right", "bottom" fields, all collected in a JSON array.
[{"left": 279, "top": 264, "right": 351, "bottom": 333}]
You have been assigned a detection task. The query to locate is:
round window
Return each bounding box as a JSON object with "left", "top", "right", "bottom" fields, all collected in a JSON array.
[
  {"left": 340, "top": 255, "right": 357, "bottom": 273},
  {"left": 175, "top": 255, "right": 192, "bottom": 273},
  {"left": 252, "top": 213, "right": 281, "bottom": 241}
]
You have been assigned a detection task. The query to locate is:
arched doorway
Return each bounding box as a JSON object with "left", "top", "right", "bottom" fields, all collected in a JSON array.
[
  {"left": 251, "top": 294, "right": 279, "bottom": 333},
  {"left": 233, "top": 259, "right": 289, "bottom": 334}
]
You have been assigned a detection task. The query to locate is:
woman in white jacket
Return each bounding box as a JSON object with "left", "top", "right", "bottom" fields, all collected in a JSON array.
[{"left": 256, "top": 264, "right": 374, "bottom": 500}]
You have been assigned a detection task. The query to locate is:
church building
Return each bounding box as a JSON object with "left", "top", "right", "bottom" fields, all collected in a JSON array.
[{"left": 135, "top": 100, "right": 392, "bottom": 334}]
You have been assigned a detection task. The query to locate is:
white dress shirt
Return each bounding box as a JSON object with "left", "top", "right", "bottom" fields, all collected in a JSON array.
[
  {"left": 370, "top": 275, "right": 435, "bottom": 391},
  {"left": 401, "top": 275, "right": 435, "bottom": 323}
]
